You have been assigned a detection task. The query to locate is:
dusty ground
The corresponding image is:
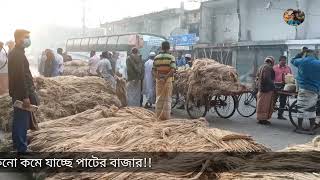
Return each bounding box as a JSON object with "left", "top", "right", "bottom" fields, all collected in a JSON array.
[
  {"left": 1, "top": 102, "right": 317, "bottom": 179},
  {"left": 172, "top": 108, "right": 317, "bottom": 151}
]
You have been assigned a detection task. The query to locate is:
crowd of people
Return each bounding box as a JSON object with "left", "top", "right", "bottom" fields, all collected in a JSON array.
[
  {"left": 256, "top": 47, "right": 320, "bottom": 135},
  {"left": 88, "top": 43, "right": 193, "bottom": 115},
  {"left": 38, "top": 48, "right": 67, "bottom": 77}
]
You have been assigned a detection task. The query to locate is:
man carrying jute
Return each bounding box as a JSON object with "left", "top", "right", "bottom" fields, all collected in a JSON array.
[{"left": 153, "top": 41, "right": 176, "bottom": 120}]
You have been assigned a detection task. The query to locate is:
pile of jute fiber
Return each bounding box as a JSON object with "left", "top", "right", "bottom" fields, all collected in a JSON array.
[
  {"left": 29, "top": 106, "right": 268, "bottom": 179},
  {"left": 0, "top": 76, "right": 121, "bottom": 131},
  {"left": 188, "top": 59, "right": 247, "bottom": 97},
  {"left": 218, "top": 136, "right": 320, "bottom": 180},
  {"left": 173, "top": 69, "right": 191, "bottom": 96},
  {"left": 115, "top": 76, "right": 128, "bottom": 107},
  {"left": 63, "top": 60, "right": 89, "bottom": 77}
]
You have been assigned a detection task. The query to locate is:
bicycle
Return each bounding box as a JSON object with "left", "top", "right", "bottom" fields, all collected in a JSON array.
[
  {"left": 289, "top": 98, "right": 320, "bottom": 131},
  {"left": 0, "top": 47, "right": 8, "bottom": 70},
  {"left": 236, "top": 91, "right": 257, "bottom": 118},
  {"left": 186, "top": 94, "right": 237, "bottom": 119}
]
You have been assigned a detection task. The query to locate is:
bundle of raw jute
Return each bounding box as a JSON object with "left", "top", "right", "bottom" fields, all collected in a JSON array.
[
  {"left": 0, "top": 76, "right": 121, "bottom": 131},
  {"left": 188, "top": 59, "right": 247, "bottom": 97},
  {"left": 0, "top": 94, "right": 12, "bottom": 132},
  {"left": 173, "top": 69, "right": 191, "bottom": 96},
  {"left": 29, "top": 106, "right": 268, "bottom": 179},
  {"left": 63, "top": 60, "right": 89, "bottom": 77},
  {"left": 218, "top": 136, "right": 320, "bottom": 180},
  {"left": 116, "top": 76, "right": 128, "bottom": 107}
]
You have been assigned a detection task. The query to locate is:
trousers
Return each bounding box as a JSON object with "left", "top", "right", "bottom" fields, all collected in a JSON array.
[{"left": 12, "top": 107, "right": 30, "bottom": 153}]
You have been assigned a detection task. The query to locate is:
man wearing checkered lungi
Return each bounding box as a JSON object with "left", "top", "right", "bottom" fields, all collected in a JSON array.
[{"left": 291, "top": 49, "right": 320, "bottom": 135}]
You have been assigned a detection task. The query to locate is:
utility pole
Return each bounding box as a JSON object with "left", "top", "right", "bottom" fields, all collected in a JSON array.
[
  {"left": 82, "top": 0, "right": 86, "bottom": 36},
  {"left": 295, "top": 0, "right": 300, "bottom": 40}
]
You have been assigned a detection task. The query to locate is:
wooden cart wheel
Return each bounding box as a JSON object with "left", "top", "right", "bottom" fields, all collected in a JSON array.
[
  {"left": 186, "top": 95, "right": 208, "bottom": 119},
  {"left": 214, "top": 95, "right": 237, "bottom": 119}
]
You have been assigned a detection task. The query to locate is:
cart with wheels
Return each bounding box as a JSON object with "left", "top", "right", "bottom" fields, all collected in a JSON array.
[{"left": 186, "top": 91, "right": 241, "bottom": 119}]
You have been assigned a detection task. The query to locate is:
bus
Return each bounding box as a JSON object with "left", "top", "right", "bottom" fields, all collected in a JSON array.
[{"left": 65, "top": 33, "right": 167, "bottom": 61}]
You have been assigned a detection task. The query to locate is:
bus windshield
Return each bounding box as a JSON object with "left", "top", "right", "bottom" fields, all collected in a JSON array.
[{"left": 66, "top": 33, "right": 166, "bottom": 61}]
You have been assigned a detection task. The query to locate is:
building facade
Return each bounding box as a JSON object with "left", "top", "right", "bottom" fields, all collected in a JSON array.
[
  {"left": 100, "top": 5, "right": 200, "bottom": 38},
  {"left": 196, "top": 0, "right": 320, "bottom": 84},
  {"left": 199, "top": 0, "right": 320, "bottom": 44}
]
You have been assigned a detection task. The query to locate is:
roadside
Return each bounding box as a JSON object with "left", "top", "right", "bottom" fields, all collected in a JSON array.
[{"left": 172, "top": 109, "right": 317, "bottom": 151}]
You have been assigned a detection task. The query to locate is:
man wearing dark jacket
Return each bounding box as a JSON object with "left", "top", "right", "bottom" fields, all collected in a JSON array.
[
  {"left": 126, "top": 47, "right": 144, "bottom": 106},
  {"left": 8, "top": 29, "right": 39, "bottom": 153}
]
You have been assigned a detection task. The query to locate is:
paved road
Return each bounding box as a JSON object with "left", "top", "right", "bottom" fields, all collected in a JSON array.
[{"left": 172, "top": 108, "right": 318, "bottom": 151}]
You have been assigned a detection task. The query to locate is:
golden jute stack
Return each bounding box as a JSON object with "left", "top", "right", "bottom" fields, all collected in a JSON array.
[
  {"left": 0, "top": 76, "right": 121, "bottom": 131},
  {"left": 29, "top": 106, "right": 268, "bottom": 179},
  {"left": 173, "top": 59, "right": 247, "bottom": 97},
  {"left": 62, "top": 60, "right": 89, "bottom": 77},
  {"left": 218, "top": 136, "right": 320, "bottom": 180},
  {"left": 188, "top": 59, "right": 247, "bottom": 97}
]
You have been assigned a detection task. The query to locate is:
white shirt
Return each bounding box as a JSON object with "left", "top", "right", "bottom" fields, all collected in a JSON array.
[
  {"left": 89, "top": 55, "right": 100, "bottom": 75},
  {"left": 0, "top": 49, "right": 8, "bottom": 74},
  {"left": 97, "top": 58, "right": 112, "bottom": 79},
  {"left": 56, "top": 53, "right": 64, "bottom": 74}
]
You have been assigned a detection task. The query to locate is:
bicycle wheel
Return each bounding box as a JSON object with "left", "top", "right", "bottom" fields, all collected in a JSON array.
[
  {"left": 289, "top": 100, "right": 318, "bottom": 130},
  {"left": 237, "top": 92, "right": 257, "bottom": 117},
  {"left": 171, "top": 93, "right": 179, "bottom": 109},
  {"left": 214, "top": 95, "right": 236, "bottom": 119},
  {"left": 186, "top": 95, "right": 208, "bottom": 119},
  {"left": 0, "top": 49, "right": 7, "bottom": 70}
]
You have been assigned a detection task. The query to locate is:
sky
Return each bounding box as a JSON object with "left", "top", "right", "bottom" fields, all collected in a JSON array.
[{"left": 0, "top": 0, "right": 200, "bottom": 42}]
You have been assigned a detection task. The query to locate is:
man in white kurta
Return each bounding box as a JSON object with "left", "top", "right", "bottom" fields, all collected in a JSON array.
[{"left": 143, "top": 52, "right": 156, "bottom": 108}]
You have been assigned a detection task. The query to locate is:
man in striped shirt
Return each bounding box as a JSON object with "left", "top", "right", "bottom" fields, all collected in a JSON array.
[{"left": 153, "top": 41, "right": 176, "bottom": 120}]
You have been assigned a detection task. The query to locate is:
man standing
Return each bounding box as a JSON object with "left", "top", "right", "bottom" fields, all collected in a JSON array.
[
  {"left": 153, "top": 41, "right": 176, "bottom": 120},
  {"left": 176, "top": 52, "right": 186, "bottom": 68},
  {"left": 0, "top": 41, "right": 8, "bottom": 95},
  {"left": 88, "top": 50, "right": 100, "bottom": 76},
  {"left": 97, "top": 51, "right": 116, "bottom": 90},
  {"left": 43, "top": 49, "right": 54, "bottom": 77},
  {"left": 126, "top": 47, "right": 144, "bottom": 106},
  {"left": 51, "top": 48, "right": 63, "bottom": 77},
  {"left": 8, "top": 29, "right": 39, "bottom": 153},
  {"left": 6, "top": 41, "right": 15, "bottom": 53},
  {"left": 143, "top": 52, "right": 156, "bottom": 108},
  {"left": 110, "top": 51, "right": 118, "bottom": 74},
  {"left": 56, "top": 48, "right": 64, "bottom": 75},
  {"left": 256, "top": 56, "right": 275, "bottom": 125},
  {"left": 291, "top": 49, "right": 320, "bottom": 135},
  {"left": 185, "top": 54, "right": 193, "bottom": 68},
  {"left": 273, "top": 56, "right": 292, "bottom": 120}
]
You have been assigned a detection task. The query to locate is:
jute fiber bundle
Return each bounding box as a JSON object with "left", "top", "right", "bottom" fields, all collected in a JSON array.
[
  {"left": 63, "top": 60, "right": 89, "bottom": 77},
  {"left": 0, "top": 94, "right": 12, "bottom": 132},
  {"left": 0, "top": 76, "right": 121, "bottom": 131},
  {"left": 218, "top": 136, "right": 320, "bottom": 180},
  {"left": 173, "top": 69, "right": 191, "bottom": 96},
  {"left": 116, "top": 76, "right": 128, "bottom": 107},
  {"left": 29, "top": 106, "right": 268, "bottom": 179},
  {"left": 188, "top": 59, "right": 247, "bottom": 97}
]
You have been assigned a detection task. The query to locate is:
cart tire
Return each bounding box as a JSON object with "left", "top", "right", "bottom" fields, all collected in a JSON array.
[
  {"left": 186, "top": 95, "right": 208, "bottom": 119},
  {"left": 214, "top": 95, "right": 236, "bottom": 119},
  {"left": 237, "top": 92, "right": 257, "bottom": 118}
]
